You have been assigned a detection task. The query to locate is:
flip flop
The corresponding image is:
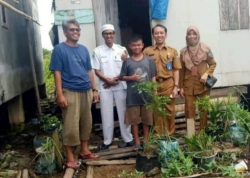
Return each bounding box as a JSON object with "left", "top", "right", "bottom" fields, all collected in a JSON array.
[
  {"left": 64, "top": 160, "right": 80, "bottom": 170},
  {"left": 79, "top": 152, "right": 99, "bottom": 160}
]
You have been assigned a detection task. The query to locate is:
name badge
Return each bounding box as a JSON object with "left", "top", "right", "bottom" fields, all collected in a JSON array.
[
  {"left": 166, "top": 62, "right": 172, "bottom": 71},
  {"left": 191, "top": 66, "right": 198, "bottom": 76}
]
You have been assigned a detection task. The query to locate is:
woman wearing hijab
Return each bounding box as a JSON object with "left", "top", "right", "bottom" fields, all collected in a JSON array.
[{"left": 179, "top": 26, "right": 217, "bottom": 132}]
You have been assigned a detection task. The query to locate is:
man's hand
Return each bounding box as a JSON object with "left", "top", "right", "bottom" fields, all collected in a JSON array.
[
  {"left": 57, "top": 94, "right": 68, "bottom": 108},
  {"left": 171, "top": 86, "right": 178, "bottom": 98},
  {"left": 200, "top": 73, "right": 208, "bottom": 84},
  {"left": 93, "top": 91, "right": 99, "bottom": 103},
  {"left": 121, "top": 51, "right": 128, "bottom": 61},
  {"left": 102, "top": 78, "right": 119, "bottom": 89},
  {"left": 180, "top": 88, "right": 185, "bottom": 99},
  {"left": 131, "top": 73, "right": 141, "bottom": 82}
]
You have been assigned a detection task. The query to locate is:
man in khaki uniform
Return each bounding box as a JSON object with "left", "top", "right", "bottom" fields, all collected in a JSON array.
[{"left": 143, "top": 24, "right": 182, "bottom": 135}]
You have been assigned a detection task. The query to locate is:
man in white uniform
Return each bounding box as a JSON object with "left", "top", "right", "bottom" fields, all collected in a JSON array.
[{"left": 92, "top": 24, "right": 133, "bottom": 150}]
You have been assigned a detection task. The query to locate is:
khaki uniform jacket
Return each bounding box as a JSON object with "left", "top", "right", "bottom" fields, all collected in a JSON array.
[
  {"left": 179, "top": 50, "right": 217, "bottom": 95},
  {"left": 143, "top": 45, "right": 182, "bottom": 80}
]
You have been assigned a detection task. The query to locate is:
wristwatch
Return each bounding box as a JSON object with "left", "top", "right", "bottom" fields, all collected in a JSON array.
[
  {"left": 92, "top": 89, "right": 98, "bottom": 92},
  {"left": 174, "top": 85, "right": 179, "bottom": 88}
]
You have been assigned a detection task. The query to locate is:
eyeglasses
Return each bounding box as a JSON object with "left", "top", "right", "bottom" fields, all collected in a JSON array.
[
  {"left": 68, "top": 28, "right": 81, "bottom": 32},
  {"left": 103, "top": 32, "right": 115, "bottom": 36}
]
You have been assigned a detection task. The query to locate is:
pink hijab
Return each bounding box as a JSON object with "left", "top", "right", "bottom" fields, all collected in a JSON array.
[{"left": 181, "top": 26, "right": 210, "bottom": 70}]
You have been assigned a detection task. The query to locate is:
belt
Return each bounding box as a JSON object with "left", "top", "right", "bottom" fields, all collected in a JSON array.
[{"left": 156, "top": 78, "right": 169, "bottom": 83}]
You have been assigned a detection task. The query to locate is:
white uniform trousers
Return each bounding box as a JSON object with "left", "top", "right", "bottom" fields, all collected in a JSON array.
[{"left": 99, "top": 90, "right": 132, "bottom": 145}]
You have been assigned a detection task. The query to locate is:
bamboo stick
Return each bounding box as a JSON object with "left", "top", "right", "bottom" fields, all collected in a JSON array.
[{"left": 0, "top": 0, "right": 40, "bottom": 25}]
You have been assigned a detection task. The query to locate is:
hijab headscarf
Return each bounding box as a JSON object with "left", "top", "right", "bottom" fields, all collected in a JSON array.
[{"left": 181, "top": 26, "right": 210, "bottom": 70}]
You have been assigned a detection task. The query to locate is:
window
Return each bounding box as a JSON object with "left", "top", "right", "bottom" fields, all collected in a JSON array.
[
  {"left": 1, "top": 2, "right": 8, "bottom": 28},
  {"left": 219, "top": 0, "right": 249, "bottom": 30}
]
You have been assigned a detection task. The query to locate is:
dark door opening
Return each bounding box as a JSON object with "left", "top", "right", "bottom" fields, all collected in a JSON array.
[{"left": 117, "top": 0, "right": 152, "bottom": 55}]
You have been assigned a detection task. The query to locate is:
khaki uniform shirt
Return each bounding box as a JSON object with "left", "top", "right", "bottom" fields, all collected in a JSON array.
[
  {"left": 179, "top": 50, "right": 217, "bottom": 95},
  {"left": 143, "top": 45, "right": 182, "bottom": 81}
]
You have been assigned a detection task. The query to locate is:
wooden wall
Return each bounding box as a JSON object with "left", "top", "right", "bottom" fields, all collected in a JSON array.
[{"left": 92, "top": 0, "right": 121, "bottom": 46}]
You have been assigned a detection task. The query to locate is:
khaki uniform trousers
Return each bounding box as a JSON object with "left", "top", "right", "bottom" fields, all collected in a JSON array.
[
  {"left": 154, "top": 78, "right": 176, "bottom": 135},
  {"left": 184, "top": 90, "right": 210, "bottom": 130}
]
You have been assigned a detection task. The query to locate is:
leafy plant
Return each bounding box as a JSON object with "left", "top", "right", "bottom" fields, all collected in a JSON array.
[
  {"left": 133, "top": 81, "right": 171, "bottom": 139},
  {"left": 43, "top": 48, "right": 55, "bottom": 98},
  {"left": 161, "top": 149, "right": 195, "bottom": 177},
  {"left": 195, "top": 95, "right": 211, "bottom": 113},
  {"left": 185, "top": 130, "right": 214, "bottom": 156},
  {"left": 209, "top": 99, "right": 224, "bottom": 124},
  {"left": 41, "top": 115, "right": 61, "bottom": 133},
  {"left": 217, "top": 165, "right": 243, "bottom": 178},
  {"left": 118, "top": 170, "right": 143, "bottom": 178}
]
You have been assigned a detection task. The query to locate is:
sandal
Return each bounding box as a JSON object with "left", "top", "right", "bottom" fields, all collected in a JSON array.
[
  {"left": 79, "top": 152, "right": 99, "bottom": 160},
  {"left": 64, "top": 160, "right": 80, "bottom": 170}
]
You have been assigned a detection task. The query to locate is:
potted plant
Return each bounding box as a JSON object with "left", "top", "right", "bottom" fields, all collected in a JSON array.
[
  {"left": 185, "top": 130, "right": 217, "bottom": 170},
  {"left": 33, "top": 115, "right": 61, "bottom": 149},
  {"left": 134, "top": 82, "right": 179, "bottom": 170},
  {"left": 35, "top": 137, "right": 57, "bottom": 174},
  {"left": 206, "top": 99, "right": 224, "bottom": 139}
]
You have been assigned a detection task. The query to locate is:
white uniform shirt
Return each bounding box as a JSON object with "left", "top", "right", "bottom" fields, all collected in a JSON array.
[{"left": 92, "top": 43, "right": 127, "bottom": 93}]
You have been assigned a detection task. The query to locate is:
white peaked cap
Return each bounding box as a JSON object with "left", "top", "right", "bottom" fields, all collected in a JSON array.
[{"left": 101, "top": 24, "right": 115, "bottom": 33}]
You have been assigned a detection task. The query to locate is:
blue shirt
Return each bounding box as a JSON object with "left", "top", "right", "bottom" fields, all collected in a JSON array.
[{"left": 50, "top": 43, "right": 92, "bottom": 92}]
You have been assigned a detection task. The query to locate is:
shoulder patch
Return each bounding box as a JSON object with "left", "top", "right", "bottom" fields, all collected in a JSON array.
[{"left": 208, "top": 50, "right": 213, "bottom": 57}]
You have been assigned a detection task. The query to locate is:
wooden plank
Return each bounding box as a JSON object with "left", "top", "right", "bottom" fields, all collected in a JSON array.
[
  {"left": 175, "top": 122, "right": 200, "bottom": 129},
  {"left": 97, "top": 147, "right": 134, "bottom": 156},
  {"left": 229, "top": 0, "right": 239, "bottom": 30},
  {"left": 63, "top": 147, "right": 80, "bottom": 178},
  {"left": 86, "top": 159, "right": 136, "bottom": 165},
  {"left": 86, "top": 166, "right": 94, "bottom": 178},
  {"left": 81, "top": 152, "right": 137, "bottom": 163},
  {"left": 219, "top": 0, "right": 230, "bottom": 30},
  {"left": 239, "top": 0, "right": 249, "bottom": 29},
  {"left": 22, "top": 169, "right": 29, "bottom": 178}
]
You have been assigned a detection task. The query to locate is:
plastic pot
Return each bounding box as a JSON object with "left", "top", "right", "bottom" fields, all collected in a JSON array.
[
  {"left": 136, "top": 153, "right": 160, "bottom": 172},
  {"left": 193, "top": 151, "right": 217, "bottom": 170}
]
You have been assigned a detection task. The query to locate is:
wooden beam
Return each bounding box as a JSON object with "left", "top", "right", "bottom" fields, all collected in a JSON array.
[
  {"left": 63, "top": 147, "right": 80, "bottom": 178},
  {"left": 86, "top": 159, "right": 136, "bottom": 166},
  {"left": 81, "top": 152, "right": 137, "bottom": 164},
  {"left": 51, "top": 131, "right": 63, "bottom": 170},
  {"left": 86, "top": 166, "right": 94, "bottom": 178},
  {"left": 97, "top": 147, "right": 134, "bottom": 157},
  {"left": 0, "top": 0, "right": 40, "bottom": 25}
]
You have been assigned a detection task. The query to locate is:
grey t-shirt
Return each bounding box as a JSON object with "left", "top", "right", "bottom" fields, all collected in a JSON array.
[{"left": 120, "top": 56, "right": 157, "bottom": 106}]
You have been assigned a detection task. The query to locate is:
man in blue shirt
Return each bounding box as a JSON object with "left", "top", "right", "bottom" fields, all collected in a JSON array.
[{"left": 50, "top": 19, "right": 99, "bottom": 169}]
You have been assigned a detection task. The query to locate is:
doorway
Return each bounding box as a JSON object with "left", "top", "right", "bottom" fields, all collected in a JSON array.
[{"left": 117, "top": 0, "right": 152, "bottom": 54}]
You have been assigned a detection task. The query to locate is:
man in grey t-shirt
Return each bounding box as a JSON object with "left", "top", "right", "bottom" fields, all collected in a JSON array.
[{"left": 120, "top": 35, "right": 156, "bottom": 150}]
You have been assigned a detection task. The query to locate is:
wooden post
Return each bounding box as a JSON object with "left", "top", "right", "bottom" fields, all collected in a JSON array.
[
  {"left": 86, "top": 166, "right": 94, "bottom": 178},
  {"left": 26, "top": 20, "right": 42, "bottom": 119},
  {"left": 51, "top": 131, "right": 63, "bottom": 170},
  {"left": 187, "top": 118, "right": 195, "bottom": 137}
]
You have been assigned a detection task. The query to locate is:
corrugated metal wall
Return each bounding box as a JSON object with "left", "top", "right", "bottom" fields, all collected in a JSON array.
[{"left": 0, "top": 0, "right": 44, "bottom": 105}]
